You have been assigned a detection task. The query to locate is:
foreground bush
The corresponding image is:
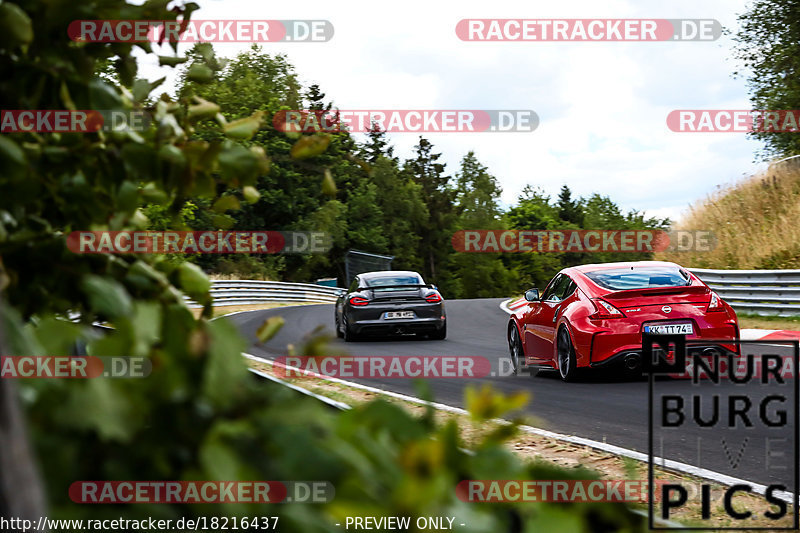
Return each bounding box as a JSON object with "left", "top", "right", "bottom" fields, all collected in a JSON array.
[{"left": 0, "top": 1, "right": 645, "bottom": 531}]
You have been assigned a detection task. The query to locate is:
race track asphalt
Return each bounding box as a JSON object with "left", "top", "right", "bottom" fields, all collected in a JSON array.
[{"left": 230, "top": 298, "right": 798, "bottom": 489}]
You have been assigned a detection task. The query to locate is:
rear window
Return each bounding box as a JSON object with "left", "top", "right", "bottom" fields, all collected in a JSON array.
[
  {"left": 584, "top": 267, "right": 691, "bottom": 291},
  {"left": 365, "top": 275, "right": 423, "bottom": 290}
]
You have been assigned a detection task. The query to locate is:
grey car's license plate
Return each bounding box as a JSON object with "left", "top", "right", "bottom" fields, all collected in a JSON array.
[{"left": 385, "top": 311, "right": 415, "bottom": 319}]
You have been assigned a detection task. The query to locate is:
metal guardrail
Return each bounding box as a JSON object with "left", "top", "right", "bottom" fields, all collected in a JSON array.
[
  {"left": 186, "top": 280, "right": 341, "bottom": 308},
  {"left": 192, "top": 271, "right": 800, "bottom": 316},
  {"left": 689, "top": 268, "right": 800, "bottom": 317}
]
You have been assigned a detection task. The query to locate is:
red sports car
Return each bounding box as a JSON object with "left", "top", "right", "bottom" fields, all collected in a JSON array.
[{"left": 507, "top": 261, "right": 739, "bottom": 380}]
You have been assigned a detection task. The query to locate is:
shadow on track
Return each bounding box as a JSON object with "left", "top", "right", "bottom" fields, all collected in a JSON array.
[{"left": 527, "top": 366, "right": 648, "bottom": 384}]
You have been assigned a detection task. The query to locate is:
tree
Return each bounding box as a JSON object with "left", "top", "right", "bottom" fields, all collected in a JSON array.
[
  {"left": 403, "top": 137, "right": 456, "bottom": 283},
  {"left": 360, "top": 122, "right": 395, "bottom": 163},
  {"left": 508, "top": 186, "right": 562, "bottom": 229},
  {"left": 454, "top": 151, "right": 503, "bottom": 223},
  {"left": 557, "top": 185, "right": 584, "bottom": 226},
  {"left": 734, "top": 0, "right": 800, "bottom": 158},
  {"left": 505, "top": 187, "right": 668, "bottom": 287},
  {"left": 506, "top": 187, "right": 563, "bottom": 289},
  {"left": 175, "top": 45, "right": 367, "bottom": 280},
  {"left": 305, "top": 83, "right": 330, "bottom": 111},
  {"left": 449, "top": 153, "right": 518, "bottom": 298},
  {"left": 581, "top": 194, "right": 625, "bottom": 229},
  {"left": 371, "top": 157, "right": 427, "bottom": 272},
  {"left": 291, "top": 200, "right": 349, "bottom": 283},
  {"left": 346, "top": 181, "right": 388, "bottom": 252}
]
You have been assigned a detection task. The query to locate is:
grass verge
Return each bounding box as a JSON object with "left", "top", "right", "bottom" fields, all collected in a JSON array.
[
  {"left": 738, "top": 313, "right": 800, "bottom": 331},
  {"left": 656, "top": 158, "right": 800, "bottom": 269}
]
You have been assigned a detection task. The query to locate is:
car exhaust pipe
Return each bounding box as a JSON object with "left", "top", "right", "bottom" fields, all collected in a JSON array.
[
  {"left": 624, "top": 353, "right": 641, "bottom": 371},
  {"left": 700, "top": 347, "right": 724, "bottom": 361}
]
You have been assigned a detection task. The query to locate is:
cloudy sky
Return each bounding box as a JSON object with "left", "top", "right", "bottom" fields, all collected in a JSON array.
[{"left": 138, "top": 0, "right": 765, "bottom": 222}]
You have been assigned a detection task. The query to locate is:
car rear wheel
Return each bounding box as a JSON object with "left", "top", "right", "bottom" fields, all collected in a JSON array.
[
  {"left": 557, "top": 326, "right": 578, "bottom": 382},
  {"left": 342, "top": 317, "right": 359, "bottom": 342},
  {"left": 508, "top": 324, "right": 524, "bottom": 375},
  {"left": 429, "top": 322, "right": 447, "bottom": 340},
  {"left": 335, "top": 312, "right": 344, "bottom": 338}
]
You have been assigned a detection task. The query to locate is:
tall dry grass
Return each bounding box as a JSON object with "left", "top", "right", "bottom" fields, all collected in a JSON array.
[{"left": 656, "top": 158, "right": 800, "bottom": 269}]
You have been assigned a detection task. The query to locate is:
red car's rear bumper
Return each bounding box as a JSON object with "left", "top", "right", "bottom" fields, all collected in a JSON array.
[{"left": 572, "top": 313, "right": 739, "bottom": 368}]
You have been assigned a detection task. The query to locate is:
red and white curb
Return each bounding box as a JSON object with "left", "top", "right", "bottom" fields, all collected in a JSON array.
[
  {"left": 503, "top": 297, "right": 528, "bottom": 313},
  {"left": 500, "top": 299, "right": 800, "bottom": 341},
  {"left": 741, "top": 328, "right": 800, "bottom": 341}
]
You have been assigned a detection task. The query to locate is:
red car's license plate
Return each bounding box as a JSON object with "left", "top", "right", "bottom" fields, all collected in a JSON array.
[{"left": 644, "top": 323, "right": 693, "bottom": 335}]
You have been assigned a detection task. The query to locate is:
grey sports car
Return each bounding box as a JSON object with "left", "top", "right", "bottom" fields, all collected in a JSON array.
[{"left": 334, "top": 270, "right": 446, "bottom": 341}]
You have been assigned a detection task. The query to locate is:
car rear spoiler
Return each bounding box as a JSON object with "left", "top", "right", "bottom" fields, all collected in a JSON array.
[
  {"left": 602, "top": 284, "right": 708, "bottom": 300},
  {"left": 358, "top": 284, "right": 434, "bottom": 291}
]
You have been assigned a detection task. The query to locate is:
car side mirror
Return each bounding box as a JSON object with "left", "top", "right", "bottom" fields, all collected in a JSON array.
[
  {"left": 335, "top": 289, "right": 346, "bottom": 297},
  {"left": 524, "top": 288, "right": 540, "bottom": 302}
]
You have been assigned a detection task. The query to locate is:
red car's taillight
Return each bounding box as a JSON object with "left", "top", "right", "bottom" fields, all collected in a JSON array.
[
  {"left": 590, "top": 298, "right": 625, "bottom": 319},
  {"left": 425, "top": 292, "right": 442, "bottom": 304},
  {"left": 349, "top": 296, "right": 369, "bottom": 306},
  {"left": 707, "top": 291, "right": 724, "bottom": 312}
]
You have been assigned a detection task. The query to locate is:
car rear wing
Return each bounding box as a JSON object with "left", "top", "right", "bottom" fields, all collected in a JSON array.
[
  {"left": 602, "top": 284, "right": 708, "bottom": 300},
  {"left": 358, "top": 284, "right": 434, "bottom": 291}
]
